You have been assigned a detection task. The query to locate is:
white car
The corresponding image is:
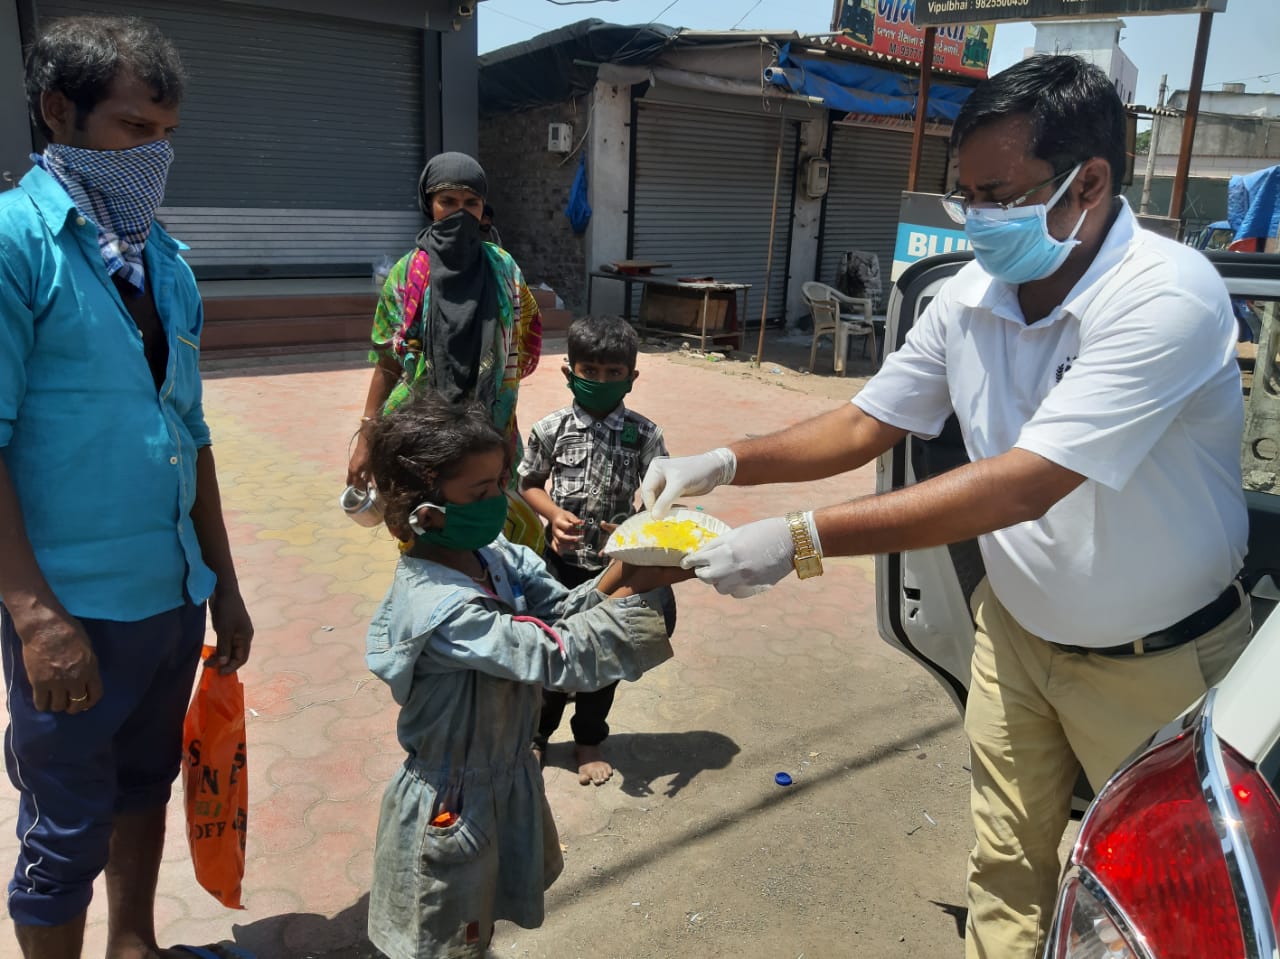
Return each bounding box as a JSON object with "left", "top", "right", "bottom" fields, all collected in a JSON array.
[{"left": 875, "top": 250, "right": 1280, "bottom": 959}]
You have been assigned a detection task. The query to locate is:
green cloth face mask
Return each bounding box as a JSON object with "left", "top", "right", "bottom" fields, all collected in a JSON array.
[
  {"left": 409, "top": 493, "right": 509, "bottom": 551},
  {"left": 568, "top": 373, "right": 632, "bottom": 412}
]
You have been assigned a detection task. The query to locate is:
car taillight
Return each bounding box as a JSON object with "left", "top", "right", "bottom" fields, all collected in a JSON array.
[
  {"left": 1048, "top": 727, "right": 1280, "bottom": 959},
  {"left": 1222, "top": 744, "right": 1280, "bottom": 934},
  {"left": 1049, "top": 878, "right": 1144, "bottom": 959}
]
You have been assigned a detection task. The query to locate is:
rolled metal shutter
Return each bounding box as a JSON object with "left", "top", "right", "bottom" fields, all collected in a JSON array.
[
  {"left": 819, "top": 125, "right": 949, "bottom": 298},
  {"left": 632, "top": 101, "right": 798, "bottom": 322},
  {"left": 38, "top": 0, "right": 425, "bottom": 278}
]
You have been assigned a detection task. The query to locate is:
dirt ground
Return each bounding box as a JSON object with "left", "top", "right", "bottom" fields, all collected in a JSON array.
[
  {"left": 655, "top": 326, "right": 879, "bottom": 407},
  {"left": 1, "top": 332, "right": 1076, "bottom": 959},
  {"left": 502, "top": 331, "right": 981, "bottom": 959},
  {"left": 307, "top": 332, "right": 981, "bottom": 959}
]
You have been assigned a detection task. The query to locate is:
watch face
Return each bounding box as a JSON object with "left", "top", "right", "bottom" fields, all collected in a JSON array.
[{"left": 794, "top": 555, "right": 823, "bottom": 579}]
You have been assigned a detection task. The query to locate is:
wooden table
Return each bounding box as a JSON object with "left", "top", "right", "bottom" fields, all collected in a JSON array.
[{"left": 586, "top": 271, "right": 750, "bottom": 352}]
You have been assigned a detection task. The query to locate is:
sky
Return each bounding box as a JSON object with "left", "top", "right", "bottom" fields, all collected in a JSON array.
[{"left": 478, "top": 0, "right": 1279, "bottom": 110}]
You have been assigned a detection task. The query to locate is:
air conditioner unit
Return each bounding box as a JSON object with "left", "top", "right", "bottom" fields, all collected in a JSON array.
[{"left": 548, "top": 123, "right": 573, "bottom": 153}]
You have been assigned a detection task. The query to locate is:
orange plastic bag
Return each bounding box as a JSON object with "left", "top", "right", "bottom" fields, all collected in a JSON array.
[{"left": 182, "top": 646, "right": 247, "bottom": 908}]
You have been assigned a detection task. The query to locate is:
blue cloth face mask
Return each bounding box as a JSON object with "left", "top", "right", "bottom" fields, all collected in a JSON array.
[{"left": 963, "top": 163, "right": 1087, "bottom": 285}]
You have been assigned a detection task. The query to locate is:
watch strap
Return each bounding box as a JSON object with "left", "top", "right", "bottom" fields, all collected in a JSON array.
[{"left": 786, "top": 511, "right": 824, "bottom": 579}]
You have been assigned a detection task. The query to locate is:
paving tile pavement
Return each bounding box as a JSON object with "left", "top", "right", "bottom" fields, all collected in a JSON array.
[{"left": 0, "top": 346, "right": 969, "bottom": 958}]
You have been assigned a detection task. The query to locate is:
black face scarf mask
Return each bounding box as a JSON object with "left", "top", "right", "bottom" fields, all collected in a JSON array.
[{"left": 414, "top": 154, "right": 499, "bottom": 407}]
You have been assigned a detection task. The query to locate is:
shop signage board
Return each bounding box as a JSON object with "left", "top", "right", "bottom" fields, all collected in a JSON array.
[
  {"left": 891, "top": 191, "right": 973, "bottom": 281},
  {"left": 832, "top": 1, "right": 995, "bottom": 79},
  {"left": 914, "top": 0, "right": 1227, "bottom": 27}
]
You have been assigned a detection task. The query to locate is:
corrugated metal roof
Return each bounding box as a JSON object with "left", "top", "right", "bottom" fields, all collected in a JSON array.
[
  {"left": 801, "top": 34, "right": 982, "bottom": 83},
  {"left": 1127, "top": 104, "right": 1185, "bottom": 117},
  {"left": 670, "top": 29, "right": 982, "bottom": 83},
  {"left": 479, "top": 20, "right": 982, "bottom": 112}
]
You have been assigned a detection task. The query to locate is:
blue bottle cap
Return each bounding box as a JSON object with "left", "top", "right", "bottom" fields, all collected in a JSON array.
[{"left": 774, "top": 772, "right": 792, "bottom": 787}]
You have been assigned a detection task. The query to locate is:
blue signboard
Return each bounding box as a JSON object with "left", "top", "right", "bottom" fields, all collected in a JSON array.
[{"left": 892, "top": 191, "right": 972, "bottom": 281}]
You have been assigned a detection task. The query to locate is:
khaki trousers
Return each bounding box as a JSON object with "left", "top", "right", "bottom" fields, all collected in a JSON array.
[{"left": 962, "top": 577, "right": 1252, "bottom": 959}]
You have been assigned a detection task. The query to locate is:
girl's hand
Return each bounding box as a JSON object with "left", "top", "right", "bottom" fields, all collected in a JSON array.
[{"left": 596, "top": 560, "right": 693, "bottom": 596}]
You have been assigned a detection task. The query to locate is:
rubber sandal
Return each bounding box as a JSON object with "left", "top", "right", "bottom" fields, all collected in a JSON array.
[{"left": 173, "top": 945, "right": 257, "bottom": 959}]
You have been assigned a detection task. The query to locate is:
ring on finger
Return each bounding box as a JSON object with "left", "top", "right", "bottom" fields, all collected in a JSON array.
[{"left": 69, "top": 693, "right": 89, "bottom": 703}]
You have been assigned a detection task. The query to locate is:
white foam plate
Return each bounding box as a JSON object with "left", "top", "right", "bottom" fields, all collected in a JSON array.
[{"left": 602, "top": 509, "right": 730, "bottom": 567}]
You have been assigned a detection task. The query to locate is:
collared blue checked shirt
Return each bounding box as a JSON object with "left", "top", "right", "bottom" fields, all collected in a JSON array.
[{"left": 0, "top": 165, "right": 216, "bottom": 621}]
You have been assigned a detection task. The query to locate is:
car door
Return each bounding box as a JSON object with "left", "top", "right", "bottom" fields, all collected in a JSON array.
[{"left": 874, "top": 250, "right": 1280, "bottom": 712}]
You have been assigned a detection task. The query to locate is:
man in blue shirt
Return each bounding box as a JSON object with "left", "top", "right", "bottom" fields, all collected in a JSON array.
[{"left": 0, "top": 17, "right": 253, "bottom": 959}]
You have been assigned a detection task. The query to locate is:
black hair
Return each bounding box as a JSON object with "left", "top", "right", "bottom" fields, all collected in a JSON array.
[
  {"left": 950, "top": 54, "right": 1126, "bottom": 195},
  {"left": 25, "top": 16, "right": 185, "bottom": 140},
  {"left": 366, "top": 392, "right": 507, "bottom": 541},
  {"left": 482, "top": 204, "right": 495, "bottom": 219},
  {"left": 567, "top": 314, "right": 639, "bottom": 370}
]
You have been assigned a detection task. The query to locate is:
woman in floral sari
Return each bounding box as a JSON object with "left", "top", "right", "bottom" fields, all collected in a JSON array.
[{"left": 347, "top": 152, "right": 546, "bottom": 551}]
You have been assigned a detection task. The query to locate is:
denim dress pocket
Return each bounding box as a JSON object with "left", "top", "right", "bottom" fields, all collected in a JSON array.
[{"left": 411, "top": 788, "right": 501, "bottom": 956}]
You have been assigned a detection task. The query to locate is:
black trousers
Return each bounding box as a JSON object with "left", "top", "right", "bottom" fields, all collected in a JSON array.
[{"left": 534, "top": 549, "right": 618, "bottom": 750}]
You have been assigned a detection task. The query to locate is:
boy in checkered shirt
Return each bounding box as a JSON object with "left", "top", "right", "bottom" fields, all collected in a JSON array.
[{"left": 519, "top": 315, "right": 668, "bottom": 785}]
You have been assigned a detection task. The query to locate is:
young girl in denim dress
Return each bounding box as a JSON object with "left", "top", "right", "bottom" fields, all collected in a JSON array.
[{"left": 362, "top": 392, "right": 686, "bottom": 959}]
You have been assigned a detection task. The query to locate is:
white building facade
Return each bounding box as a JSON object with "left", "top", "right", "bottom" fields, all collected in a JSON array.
[{"left": 1030, "top": 19, "right": 1138, "bottom": 106}]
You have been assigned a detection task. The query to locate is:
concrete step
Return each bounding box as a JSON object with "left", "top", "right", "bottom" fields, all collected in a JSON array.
[
  {"left": 200, "top": 343, "right": 368, "bottom": 373},
  {"left": 201, "top": 291, "right": 376, "bottom": 354},
  {"left": 199, "top": 289, "right": 573, "bottom": 355},
  {"left": 540, "top": 307, "right": 573, "bottom": 333}
]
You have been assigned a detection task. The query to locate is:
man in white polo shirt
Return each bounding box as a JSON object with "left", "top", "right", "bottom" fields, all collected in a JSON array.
[{"left": 641, "top": 55, "right": 1250, "bottom": 958}]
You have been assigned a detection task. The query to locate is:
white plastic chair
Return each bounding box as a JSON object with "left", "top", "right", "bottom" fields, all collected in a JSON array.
[{"left": 801, "top": 281, "right": 878, "bottom": 375}]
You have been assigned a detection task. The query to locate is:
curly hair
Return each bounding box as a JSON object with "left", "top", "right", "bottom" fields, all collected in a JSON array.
[
  {"left": 25, "top": 16, "right": 185, "bottom": 140},
  {"left": 366, "top": 392, "right": 507, "bottom": 541}
]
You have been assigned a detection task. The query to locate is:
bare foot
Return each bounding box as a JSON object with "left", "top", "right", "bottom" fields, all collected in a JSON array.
[{"left": 576, "top": 743, "right": 613, "bottom": 786}]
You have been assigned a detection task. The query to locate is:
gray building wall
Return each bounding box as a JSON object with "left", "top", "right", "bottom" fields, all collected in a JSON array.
[
  {"left": 439, "top": 13, "right": 479, "bottom": 155},
  {"left": 1151, "top": 90, "right": 1280, "bottom": 179},
  {"left": 1169, "top": 88, "right": 1280, "bottom": 119},
  {"left": 1150, "top": 113, "right": 1280, "bottom": 178},
  {"left": 1, "top": 1, "right": 30, "bottom": 189},
  {"left": 478, "top": 99, "right": 589, "bottom": 314},
  {"left": 584, "top": 80, "right": 632, "bottom": 318},
  {"left": 1124, "top": 175, "right": 1227, "bottom": 235}
]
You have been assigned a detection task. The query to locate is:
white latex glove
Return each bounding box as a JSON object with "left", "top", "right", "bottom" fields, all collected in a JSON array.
[
  {"left": 641, "top": 448, "right": 737, "bottom": 519},
  {"left": 680, "top": 516, "right": 795, "bottom": 598}
]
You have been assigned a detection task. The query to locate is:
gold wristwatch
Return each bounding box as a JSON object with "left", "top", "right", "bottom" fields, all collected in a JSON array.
[{"left": 786, "top": 511, "right": 823, "bottom": 580}]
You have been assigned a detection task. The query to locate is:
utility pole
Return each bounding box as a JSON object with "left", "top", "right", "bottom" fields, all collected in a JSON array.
[
  {"left": 1169, "top": 12, "right": 1214, "bottom": 224},
  {"left": 1140, "top": 73, "right": 1167, "bottom": 215}
]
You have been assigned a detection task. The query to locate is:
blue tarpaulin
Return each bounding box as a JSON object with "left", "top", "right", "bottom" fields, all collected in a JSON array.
[
  {"left": 1227, "top": 164, "right": 1280, "bottom": 244},
  {"left": 764, "top": 44, "right": 973, "bottom": 123},
  {"left": 565, "top": 153, "right": 592, "bottom": 234}
]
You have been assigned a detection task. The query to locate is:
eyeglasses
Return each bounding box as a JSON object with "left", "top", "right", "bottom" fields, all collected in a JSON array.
[{"left": 940, "top": 167, "right": 1076, "bottom": 225}]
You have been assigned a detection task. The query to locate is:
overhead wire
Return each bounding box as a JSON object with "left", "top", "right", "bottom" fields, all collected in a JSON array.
[
  {"left": 600, "top": 0, "right": 681, "bottom": 67},
  {"left": 484, "top": 4, "right": 549, "bottom": 31},
  {"left": 1203, "top": 69, "right": 1278, "bottom": 88},
  {"left": 731, "top": 0, "right": 765, "bottom": 30}
]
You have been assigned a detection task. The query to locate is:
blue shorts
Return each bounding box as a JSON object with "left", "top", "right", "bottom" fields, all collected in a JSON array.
[{"left": 2, "top": 600, "right": 206, "bottom": 926}]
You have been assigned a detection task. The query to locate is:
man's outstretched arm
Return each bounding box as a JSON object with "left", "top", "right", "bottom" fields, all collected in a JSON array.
[{"left": 643, "top": 403, "right": 909, "bottom": 516}]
